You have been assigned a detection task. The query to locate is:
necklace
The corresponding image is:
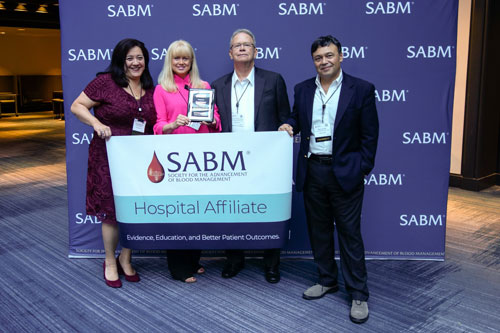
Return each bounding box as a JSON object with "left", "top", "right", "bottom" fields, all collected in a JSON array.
[{"left": 128, "top": 83, "right": 143, "bottom": 112}]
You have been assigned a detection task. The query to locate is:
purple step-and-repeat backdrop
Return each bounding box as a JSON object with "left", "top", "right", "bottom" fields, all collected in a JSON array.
[{"left": 60, "top": 0, "right": 457, "bottom": 259}]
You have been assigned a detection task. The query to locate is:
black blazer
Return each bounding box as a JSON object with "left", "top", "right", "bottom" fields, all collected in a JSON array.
[
  {"left": 287, "top": 72, "right": 379, "bottom": 193},
  {"left": 211, "top": 67, "right": 291, "bottom": 132}
]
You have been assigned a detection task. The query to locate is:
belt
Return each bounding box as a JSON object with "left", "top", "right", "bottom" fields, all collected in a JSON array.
[{"left": 309, "top": 154, "right": 333, "bottom": 164}]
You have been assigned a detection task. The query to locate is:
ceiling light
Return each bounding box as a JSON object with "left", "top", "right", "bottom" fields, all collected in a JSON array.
[
  {"left": 0, "top": 2, "right": 6, "bottom": 10},
  {"left": 14, "top": 3, "right": 28, "bottom": 12},
  {"left": 36, "top": 4, "right": 48, "bottom": 14}
]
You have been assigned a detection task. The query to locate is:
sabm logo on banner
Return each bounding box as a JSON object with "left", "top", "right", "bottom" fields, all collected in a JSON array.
[
  {"left": 375, "top": 89, "right": 408, "bottom": 102},
  {"left": 75, "top": 213, "right": 102, "bottom": 224},
  {"left": 278, "top": 2, "right": 325, "bottom": 15},
  {"left": 68, "top": 48, "right": 112, "bottom": 62},
  {"left": 71, "top": 132, "right": 93, "bottom": 145},
  {"left": 192, "top": 2, "right": 238, "bottom": 16},
  {"left": 68, "top": 46, "right": 168, "bottom": 62},
  {"left": 402, "top": 132, "right": 448, "bottom": 144},
  {"left": 151, "top": 47, "right": 168, "bottom": 61},
  {"left": 365, "top": 1, "right": 413, "bottom": 15},
  {"left": 407, "top": 45, "right": 455, "bottom": 58},
  {"left": 256, "top": 47, "right": 281, "bottom": 60},
  {"left": 147, "top": 149, "right": 247, "bottom": 184},
  {"left": 107, "top": 4, "right": 153, "bottom": 17},
  {"left": 365, "top": 173, "right": 404, "bottom": 186},
  {"left": 341, "top": 46, "right": 366, "bottom": 59},
  {"left": 400, "top": 214, "right": 445, "bottom": 227}
]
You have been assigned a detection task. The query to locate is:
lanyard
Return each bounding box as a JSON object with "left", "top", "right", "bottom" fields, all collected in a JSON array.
[
  {"left": 234, "top": 80, "right": 250, "bottom": 113},
  {"left": 318, "top": 82, "right": 341, "bottom": 123}
]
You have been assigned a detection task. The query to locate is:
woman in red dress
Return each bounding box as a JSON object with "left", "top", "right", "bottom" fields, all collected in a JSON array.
[{"left": 70, "top": 39, "right": 157, "bottom": 288}]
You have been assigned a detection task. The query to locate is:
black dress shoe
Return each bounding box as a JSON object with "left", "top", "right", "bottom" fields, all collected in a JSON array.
[
  {"left": 221, "top": 263, "right": 244, "bottom": 278},
  {"left": 265, "top": 267, "right": 280, "bottom": 283}
]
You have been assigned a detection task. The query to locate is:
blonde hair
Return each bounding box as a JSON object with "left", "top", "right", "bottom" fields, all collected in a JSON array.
[{"left": 157, "top": 40, "right": 205, "bottom": 92}]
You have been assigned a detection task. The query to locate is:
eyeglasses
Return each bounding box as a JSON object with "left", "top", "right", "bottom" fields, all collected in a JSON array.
[{"left": 231, "top": 43, "right": 254, "bottom": 50}]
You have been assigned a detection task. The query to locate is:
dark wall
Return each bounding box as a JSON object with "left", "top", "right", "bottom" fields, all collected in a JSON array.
[
  {"left": 0, "top": 76, "right": 16, "bottom": 92},
  {"left": 491, "top": 1, "right": 500, "bottom": 177},
  {"left": 451, "top": 0, "right": 500, "bottom": 190}
]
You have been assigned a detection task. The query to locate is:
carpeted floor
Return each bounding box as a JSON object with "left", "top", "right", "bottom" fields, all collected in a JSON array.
[{"left": 0, "top": 112, "right": 499, "bottom": 332}]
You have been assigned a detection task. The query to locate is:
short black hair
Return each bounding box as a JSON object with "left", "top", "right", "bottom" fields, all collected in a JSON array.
[
  {"left": 100, "top": 38, "right": 154, "bottom": 89},
  {"left": 310, "top": 35, "right": 342, "bottom": 56}
]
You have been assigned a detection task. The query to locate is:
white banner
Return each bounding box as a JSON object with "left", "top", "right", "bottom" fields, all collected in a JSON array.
[{"left": 106, "top": 132, "right": 293, "bottom": 225}]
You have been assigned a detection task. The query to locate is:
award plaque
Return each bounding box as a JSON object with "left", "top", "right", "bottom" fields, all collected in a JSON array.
[{"left": 187, "top": 88, "right": 215, "bottom": 123}]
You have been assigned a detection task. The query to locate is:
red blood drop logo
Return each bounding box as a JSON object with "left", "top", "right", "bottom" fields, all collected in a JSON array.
[{"left": 147, "top": 151, "right": 165, "bottom": 183}]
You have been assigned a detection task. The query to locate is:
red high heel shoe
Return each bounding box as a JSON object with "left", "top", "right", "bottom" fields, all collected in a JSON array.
[
  {"left": 103, "top": 262, "right": 122, "bottom": 288},
  {"left": 116, "top": 258, "right": 140, "bottom": 282}
]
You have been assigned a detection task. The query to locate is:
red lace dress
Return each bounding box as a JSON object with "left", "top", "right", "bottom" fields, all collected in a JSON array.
[{"left": 83, "top": 73, "right": 156, "bottom": 224}]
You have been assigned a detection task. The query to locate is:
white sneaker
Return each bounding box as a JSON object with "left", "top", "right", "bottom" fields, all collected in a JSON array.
[
  {"left": 302, "top": 283, "right": 338, "bottom": 300},
  {"left": 350, "top": 300, "right": 369, "bottom": 323}
]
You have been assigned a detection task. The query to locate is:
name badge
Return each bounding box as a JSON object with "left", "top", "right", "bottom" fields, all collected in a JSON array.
[
  {"left": 313, "top": 123, "right": 332, "bottom": 142},
  {"left": 132, "top": 118, "right": 146, "bottom": 135},
  {"left": 232, "top": 113, "right": 245, "bottom": 128}
]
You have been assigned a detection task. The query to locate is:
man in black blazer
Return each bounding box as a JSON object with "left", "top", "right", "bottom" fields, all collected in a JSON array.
[
  {"left": 212, "top": 28, "right": 291, "bottom": 283},
  {"left": 279, "top": 35, "right": 379, "bottom": 323}
]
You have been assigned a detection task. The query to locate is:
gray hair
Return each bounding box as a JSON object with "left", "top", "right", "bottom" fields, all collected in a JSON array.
[{"left": 229, "top": 28, "right": 256, "bottom": 48}]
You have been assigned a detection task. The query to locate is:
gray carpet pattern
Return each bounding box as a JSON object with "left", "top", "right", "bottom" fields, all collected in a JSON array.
[{"left": 0, "top": 112, "right": 499, "bottom": 332}]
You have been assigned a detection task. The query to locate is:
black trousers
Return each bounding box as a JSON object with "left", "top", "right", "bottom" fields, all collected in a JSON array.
[
  {"left": 225, "top": 249, "right": 280, "bottom": 268},
  {"left": 167, "top": 250, "right": 201, "bottom": 281},
  {"left": 303, "top": 158, "right": 369, "bottom": 301}
]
